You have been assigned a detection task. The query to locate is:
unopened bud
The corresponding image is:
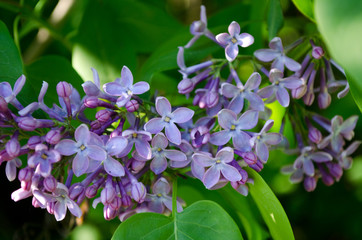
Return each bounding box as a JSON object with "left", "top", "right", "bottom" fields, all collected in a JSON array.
[
  {"left": 131, "top": 182, "right": 146, "bottom": 203},
  {"left": 312, "top": 46, "right": 324, "bottom": 59},
  {"left": 56, "top": 81, "right": 72, "bottom": 98},
  {"left": 125, "top": 99, "right": 139, "bottom": 112},
  {"left": 240, "top": 152, "right": 257, "bottom": 165},
  {"left": 17, "top": 117, "right": 38, "bottom": 131},
  {"left": 28, "top": 136, "right": 42, "bottom": 149},
  {"left": 318, "top": 91, "right": 331, "bottom": 109},
  {"left": 85, "top": 185, "right": 99, "bottom": 198},
  {"left": 96, "top": 109, "right": 112, "bottom": 122},
  {"left": 308, "top": 127, "right": 322, "bottom": 144},
  {"left": 44, "top": 175, "right": 57, "bottom": 192},
  {"left": 45, "top": 129, "right": 62, "bottom": 145},
  {"left": 304, "top": 177, "right": 317, "bottom": 192}
]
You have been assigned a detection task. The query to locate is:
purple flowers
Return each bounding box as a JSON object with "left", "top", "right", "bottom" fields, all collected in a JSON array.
[{"left": 216, "top": 21, "right": 254, "bottom": 62}]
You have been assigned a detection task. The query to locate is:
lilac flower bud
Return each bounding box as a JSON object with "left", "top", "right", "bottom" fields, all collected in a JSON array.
[
  {"left": 84, "top": 96, "right": 99, "bottom": 108},
  {"left": 32, "top": 196, "right": 41, "bottom": 208},
  {"left": 178, "top": 78, "right": 194, "bottom": 94},
  {"left": 321, "top": 171, "right": 334, "bottom": 186},
  {"left": 17, "top": 117, "right": 38, "bottom": 131},
  {"left": 304, "top": 177, "right": 317, "bottom": 192},
  {"left": 303, "top": 69, "right": 317, "bottom": 106},
  {"left": 18, "top": 168, "right": 33, "bottom": 182},
  {"left": 56, "top": 81, "right": 72, "bottom": 98},
  {"left": 131, "top": 182, "right": 146, "bottom": 203},
  {"left": 6, "top": 136, "right": 20, "bottom": 158},
  {"left": 101, "top": 186, "right": 116, "bottom": 204},
  {"left": 110, "top": 196, "right": 122, "bottom": 210},
  {"left": 240, "top": 152, "right": 257, "bottom": 165},
  {"left": 45, "top": 129, "right": 62, "bottom": 145},
  {"left": 312, "top": 46, "right": 324, "bottom": 59},
  {"left": 28, "top": 136, "right": 42, "bottom": 149},
  {"left": 104, "top": 205, "right": 117, "bottom": 220},
  {"left": 21, "top": 180, "right": 31, "bottom": 191},
  {"left": 125, "top": 99, "right": 139, "bottom": 112},
  {"left": 0, "top": 96, "right": 12, "bottom": 119},
  {"left": 44, "top": 176, "right": 57, "bottom": 192},
  {"left": 308, "top": 127, "right": 322, "bottom": 144},
  {"left": 303, "top": 91, "right": 315, "bottom": 106},
  {"left": 47, "top": 201, "right": 55, "bottom": 215},
  {"left": 230, "top": 181, "right": 249, "bottom": 196},
  {"left": 318, "top": 91, "right": 331, "bottom": 109},
  {"left": 85, "top": 185, "right": 99, "bottom": 198},
  {"left": 69, "top": 183, "right": 85, "bottom": 200},
  {"left": 96, "top": 109, "right": 112, "bottom": 123},
  {"left": 326, "top": 162, "right": 343, "bottom": 181},
  {"left": 291, "top": 85, "right": 307, "bottom": 99},
  {"left": 121, "top": 194, "right": 132, "bottom": 208},
  {"left": 91, "top": 120, "right": 102, "bottom": 130},
  {"left": 249, "top": 160, "right": 264, "bottom": 172},
  {"left": 190, "top": 126, "right": 210, "bottom": 148},
  {"left": 131, "top": 159, "right": 146, "bottom": 173}
]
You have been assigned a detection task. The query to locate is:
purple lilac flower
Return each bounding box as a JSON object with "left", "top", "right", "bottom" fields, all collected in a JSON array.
[
  {"left": 254, "top": 37, "right": 301, "bottom": 72},
  {"left": 221, "top": 71, "right": 264, "bottom": 113},
  {"left": 5, "top": 157, "right": 22, "bottom": 181},
  {"left": 293, "top": 147, "right": 333, "bottom": 176},
  {"left": 194, "top": 77, "right": 220, "bottom": 109},
  {"left": 144, "top": 97, "right": 194, "bottom": 145},
  {"left": 318, "top": 115, "right": 358, "bottom": 152},
  {"left": 146, "top": 177, "right": 183, "bottom": 213},
  {"left": 28, "top": 144, "right": 61, "bottom": 177},
  {"left": 337, "top": 141, "right": 361, "bottom": 169},
  {"left": 281, "top": 165, "right": 304, "bottom": 183},
  {"left": 210, "top": 109, "right": 259, "bottom": 152},
  {"left": 249, "top": 120, "right": 282, "bottom": 163},
  {"left": 258, "top": 68, "right": 303, "bottom": 107},
  {"left": 55, "top": 124, "right": 107, "bottom": 177},
  {"left": 193, "top": 147, "right": 241, "bottom": 189},
  {"left": 0, "top": 74, "right": 25, "bottom": 110},
  {"left": 120, "top": 129, "right": 152, "bottom": 159},
  {"left": 103, "top": 66, "right": 150, "bottom": 107},
  {"left": 216, "top": 21, "right": 254, "bottom": 62},
  {"left": 177, "top": 47, "right": 213, "bottom": 79},
  {"left": 133, "top": 133, "right": 187, "bottom": 174}
]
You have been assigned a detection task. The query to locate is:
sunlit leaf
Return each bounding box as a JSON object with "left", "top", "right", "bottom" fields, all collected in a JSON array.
[{"left": 291, "top": 0, "right": 315, "bottom": 22}]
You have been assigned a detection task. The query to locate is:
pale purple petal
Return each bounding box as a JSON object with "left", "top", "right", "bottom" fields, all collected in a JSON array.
[
  {"left": 290, "top": 169, "right": 303, "bottom": 183},
  {"left": 239, "top": 33, "right": 254, "bottom": 47},
  {"left": 228, "top": 95, "right": 244, "bottom": 114},
  {"left": 225, "top": 44, "right": 239, "bottom": 62},
  {"left": 104, "top": 156, "right": 125, "bottom": 177},
  {"left": 303, "top": 158, "right": 315, "bottom": 176},
  {"left": 39, "top": 161, "right": 51, "bottom": 177},
  {"left": 216, "top": 33, "right": 230, "bottom": 46},
  {"left": 237, "top": 110, "right": 259, "bottom": 130},
  {"left": 209, "top": 130, "right": 232, "bottom": 146},
  {"left": 72, "top": 154, "right": 89, "bottom": 177},
  {"left": 75, "top": 124, "right": 90, "bottom": 143},
  {"left": 233, "top": 131, "right": 251, "bottom": 152},
  {"left": 54, "top": 201, "right": 67, "bottom": 221},
  {"left": 203, "top": 166, "right": 220, "bottom": 189},
  {"left": 165, "top": 123, "right": 181, "bottom": 145},
  {"left": 192, "top": 153, "right": 215, "bottom": 167},
  {"left": 150, "top": 156, "right": 168, "bottom": 174},
  {"left": 228, "top": 21, "right": 240, "bottom": 36},
  {"left": 6, "top": 159, "right": 18, "bottom": 181},
  {"left": 120, "top": 66, "right": 133, "bottom": 87},
  {"left": 191, "top": 161, "right": 205, "bottom": 180},
  {"left": 282, "top": 77, "right": 303, "bottom": 89},
  {"left": 269, "top": 37, "right": 283, "bottom": 51},
  {"left": 260, "top": 119, "right": 274, "bottom": 133},
  {"left": 66, "top": 199, "right": 82, "bottom": 218},
  {"left": 106, "top": 137, "right": 128, "bottom": 156},
  {"left": 87, "top": 145, "right": 107, "bottom": 161},
  {"left": 339, "top": 116, "right": 358, "bottom": 135},
  {"left": 144, "top": 118, "right": 165, "bottom": 134},
  {"left": 148, "top": 198, "right": 164, "bottom": 213},
  {"left": 177, "top": 47, "right": 185, "bottom": 69},
  {"left": 310, "top": 152, "right": 333, "bottom": 163},
  {"left": 218, "top": 109, "right": 237, "bottom": 129},
  {"left": 245, "top": 92, "right": 264, "bottom": 111},
  {"left": 221, "top": 164, "right": 241, "bottom": 182},
  {"left": 345, "top": 141, "right": 361, "bottom": 155},
  {"left": 254, "top": 49, "right": 280, "bottom": 62},
  {"left": 91, "top": 67, "right": 100, "bottom": 87},
  {"left": 331, "top": 135, "right": 344, "bottom": 152},
  {"left": 258, "top": 85, "right": 274, "bottom": 98},
  {"left": 153, "top": 178, "right": 170, "bottom": 195},
  {"left": 245, "top": 72, "right": 261, "bottom": 90},
  {"left": 276, "top": 87, "right": 290, "bottom": 107},
  {"left": 172, "top": 107, "right": 194, "bottom": 123},
  {"left": 271, "top": 57, "right": 284, "bottom": 72},
  {"left": 284, "top": 57, "right": 301, "bottom": 71},
  {"left": 221, "top": 83, "right": 238, "bottom": 98},
  {"left": 13, "top": 75, "right": 26, "bottom": 96},
  {"left": 216, "top": 147, "right": 234, "bottom": 163},
  {"left": 132, "top": 82, "right": 150, "bottom": 95},
  {"left": 263, "top": 133, "right": 282, "bottom": 145},
  {"left": 163, "top": 197, "right": 183, "bottom": 213},
  {"left": 135, "top": 140, "right": 152, "bottom": 159},
  {"left": 116, "top": 94, "right": 131, "bottom": 107},
  {"left": 151, "top": 133, "right": 168, "bottom": 149},
  {"left": 156, "top": 97, "right": 171, "bottom": 116},
  {"left": 55, "top": 140, "right": 77, "bottom": 156},
  {"left": 164, "top": 150, "right": 186, "bottom": 161},
  {"left": 256, "top": 141, "right": 269, "bottom": 163},
  {"left": 103, "top": 82, "right": 124, "bottom": 96}
]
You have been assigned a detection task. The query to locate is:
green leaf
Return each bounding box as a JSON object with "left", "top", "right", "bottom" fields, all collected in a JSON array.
[
  {"left": 267, "top": 0, "right": 284, "bottom": 41},
  {"left": 26, "top": 55, "right": 84, "bottom": 104},
  {"left": 291, "top": 0, "right": 315, "bottom": 22},
  {"left": 315, "top": 0, "right": 362, "bottom": 113},
  {"left": 0, "top": 20, "right": 24, "bottom": 82},
  {"left": 111, "top": 200, "right": 243, "bottom": 240},
  {"left": 247, "top": 169, "right": 294, "bottom": 240}
]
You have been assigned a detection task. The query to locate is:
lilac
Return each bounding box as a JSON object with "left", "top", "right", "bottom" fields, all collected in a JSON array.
[
  {"left": 177, "top": 47, "right": 213, "bottom": 79},
  {"left": 190, "top": 126, "right": 210, "bottom": 148},
  {"left": 144, "top": 97, "right": 194, "bottom": 145},
  {"left": 193, "top": 147, "right": 241, "bottom": 189},
  {"left": 120, "top": 129, "right": 152, "bottom": 159},
  {"left": 216, "top": 21, "right": 254, "bottom": 62},
  {"left": 146, "top": 177, "right": 182, "bottom": 213},
  {"left": 210, "top": 109, "right": 259, "bottom": 151},
  {"left": 45, "top": 129, "right": 62, "bottom": 145},
  {"left": 337, "top": 141, "right": 361, "bottom": 169},
  {"left": 56, "top": 81, "right": 72, "bottom": 98},
  {"left": 6, "top": 134, "right": 20, "bottom": 158},
  {"left": 103, "top": 66, "right": 150, "bottom": 107},
  {"left": 44, "top": 176, "right": 57, "bottom": 192},
  {"left": 281, "top": 165, "right": 304, "bottom": 183},
  {"left": 55, "top": 124, "right": 107, "bottom": 177},
  {"left": 28, "top": 144, "right": 61, "bottom": 177},
  {"left": 249, "top": 120, "right": 282, "bottom": 163},
  {"left": 304, "top": 176, "right": 317, "bottom": 192},
  {"left": 102, "top": 136, "right": 128, "bottom": 177},
  {"left": 258, "top": 68, "right": 303, "bottom": 107},
  {"left": 131, "top": 182, "right": 147, "bottom": 203},
  {"left": 5, "top": 157, "right": 22, "bottom": 181},
  {"left": 125, "top": 99, "right": 139, "bottom": 112},
  {"left": 254, "top": 37, "right": 301, "bottom": 72},
  {"left": 221, "top": 71, "right": 264, "bottom": 113},
  {"left": 194, "top": 77, "right": 220, "bottom": 109},
  {"left": 82, "top": 68, "right": 115, "bottom": 101},
  {"left": 293, "top": 147, "right": 333, "bottom": 176},
  {"left": 0, "top": 74, "right": 25, "bottom": 110},
  {"left": 308, "top": 127, "right": 322, "bottom": 144}
]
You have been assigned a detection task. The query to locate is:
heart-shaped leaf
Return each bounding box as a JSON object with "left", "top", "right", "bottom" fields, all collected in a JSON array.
[{"left": 112, "top": 200, "right": 243, "bottom": 240}]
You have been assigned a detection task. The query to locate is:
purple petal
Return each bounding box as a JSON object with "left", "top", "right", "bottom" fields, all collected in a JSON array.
[
  {"left": 282, "top": 77, "right": 303, "bottom": 89},
  {"left": 91, "top": 67, "right": 100, "bottom": 87},
  {"left": 345, "top": 141, "right": 361, "bottom": 155},
  {"left": 276, "top": 87, "right": 290, "bottom": 107},
  {"left": 39, "top": 162, "right": 51, "bottom": 177},
  {"left": 13, "top": 75, "right": 26, "bottom": 96},
  {"left": 55, "top": 140, "right": 77, "bottom": 156},
  {"left": 239, "top": 33, "right": 254, "bottom": 47},
  {"left": 148, "top": 198, "right": 164, "bottom": 213},
  {"left": 106, "top": 137, "right": 128, "bottom": 156},
  {"left": 258, "top": 85, "right": 275, "bottom": 98},
  {"left": 177, "top": 47, "right": 186, "bottom": 69},
  {"left": 216, "top": 147, "right": 234, "bottom": 163},
  {"left": 0, "top": 82, "right": 12, "bottom": 98},
  {"left": 303, "top": 158, "right": 315, "bottom": 176},
  {"left": 54, "top": 201, "right": 67, "bottom": 221},
  {"left": 203, "top": 166, "right": 220, "bottom": 189},
  {"left": 66, "top": 199, "right": 82, "bottom": 218},
  {"left": 103, "top": 82, "right": 124, "bottom": 96},
  {"left": 339, "top": 116, "right": 358, "bottom": 135},
  {"left": 245, "top": 92, "right": 264, "bottom": 111},
  {"left": 331, "top": 135, "right": 344, "bottom": 152},
  {"left": 172, "top": 107, "right": 194, "bottom": 123},
  {"left": 151, "top": 133, "right": 168, "bottom": 149},
  {"left": 135, "top": 140, "right": 152, "bottom": 159},
  {"left": 256, "top": 141, "right": 269, "bottom": 163},
  {"left": 192, "top": 153, "right": 215, "bottom": 167},
  {"left": 150, "top": 156, "right": 168, "bottom": 174},
  {"left": 228, "top": 21, "right": 240, "bottom": 36},
  {"left": 284, "top": 56, "right": 301, "bottom": 71},
  {"left": 233, "top": 131, "right": 251, "bottom": 152},
  {"left": 310, "top": 152, "right": 332, "bottom": 163},
  {"left": 269, "top": 37, "right": 283, "bottom": 51},
  {"left": 164, "top": 150, "right": 186, "bottom": 161},
  {"left": 132, "top": 82, "right": 150, "bottom": 95},
  {"left": 216, "top": 33, "right": 230, "bottom": 46},
  {"left": 72, "top": 154, "right": 89, "bottom": 177},
  {"left": 271, "top": 57, "right": 285, "bottom": 72},
  {"left": 165, "top": 123, "right": 181, "bottom": 145},
  {"left": 290, "top": 169, "right": 303, "bottom": 183},
  {"left": 237, "top": 110, "right": 259, "bottom": 130},
  {"left": 228, "top": 96, "right": 244, "bottom": 114},
  {"left": 221, "top": 83, "right": 238, "bottom": 98},
  {"left": 120, "top": 66, "right": 133, "bottom": 87},
  {"left": 225, "top": 44, "right": 239, "bottom": 62},
  {"left": 153, "top": 177, "right": 170, "bottom": 195},
  {"left": 221, "top": 164, "right": 241, "bottom": 182},
  {"left": 144, "top": 118, "right": 165, "bottom": 134},
  {"left": 263, "top": 132, "right": 282, "bottom": 145},
  {"left": 209, "top": 130, "right": 232, "bottom": 146},
  {"left": 260, "top": 119, "right": 274, "bottom": 133},
  {"left": 87, "top": 145, "right": 107, "bottom": 161},
  {"left": 245, "top": 72, "right": 261, "bottom": 90},
  {"left": 104, "top": 156, "right": 125, "bottom": 177},
  {"left": 191, "top": 161, "right": 205, "bottom": 180},
  {"left": 218, "top": 109, "right": 237, "bottom": 129},
  {"left": 116, "top": 94, "right": 131, "bottom": 107},
  {"left": 75, "top": 124, "right": 90, "bottom": 143},
  {"left": 254, "top": 49, "right": 280, "bottom": 62},
  {"left": 156, "top": 97, "right": 171, "bottom": 116}
]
